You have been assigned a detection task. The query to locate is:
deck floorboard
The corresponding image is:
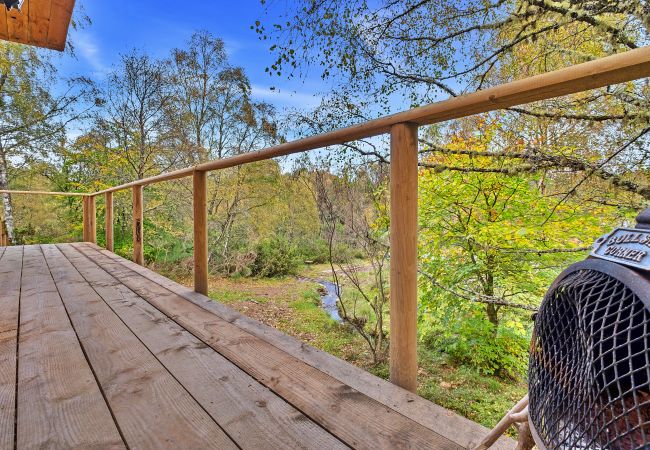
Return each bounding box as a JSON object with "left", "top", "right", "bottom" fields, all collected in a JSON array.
[
  {"left": 17, "top": 245, "right": 124, "bottom": 449},
  {"left": 58, "top": 243, "right": 346, "bottom": 450},
  {"left": 73, "top": 243, "right": 461, "bottom": 450},
  {"left": 42, "top": 243, "right": 238, "bottom": 450},
  {"left": 0, "top": 247, "right": 21, "bottom": 450},
  {"left": 0, "top": 243, "right": 515, "bottom": 450}
]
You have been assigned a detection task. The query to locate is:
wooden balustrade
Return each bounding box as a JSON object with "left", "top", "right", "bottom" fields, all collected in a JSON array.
[
  {"left": 1, "top": 46, "right": 649, "bottom": 392},
  {"left": 105, "top": 191, "right": 114, "bottom": 252},
  {"left": 389, "top": 122, "right": 419, "bottom": 391},
  {"left": 82, "top": 195, "right": 97, "bottom": 244},
  {"left": 132, "top": 185, "right": 144, "bottom": 265},
  {"left": 0, "top": 219, "right": 7, "bottom": 246},
  {"left": 193, "top": 171, "right": 209, "bottom": 295}
]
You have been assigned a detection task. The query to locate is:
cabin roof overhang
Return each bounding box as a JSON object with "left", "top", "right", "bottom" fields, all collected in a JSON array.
[{"left": 0, "top": 0, "right": 75, "bottom": 51}]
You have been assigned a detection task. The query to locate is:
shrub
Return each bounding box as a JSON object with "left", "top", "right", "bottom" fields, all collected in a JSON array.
[
  {"left": 422, "top": 312, "right": 529, "bottom": 379},
  {"left": 251, "top": 237, "right": 300, "bottom": 277},
  {"left": 298, "top": 237, "right": 359, "bottom": 264}
]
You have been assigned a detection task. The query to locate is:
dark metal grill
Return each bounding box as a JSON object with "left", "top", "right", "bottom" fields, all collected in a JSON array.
[
  {"left": 528, "top": 209, "right": 650, "bottom": 450},
  {"left": 529, "top": 265, "right": 650, "bottom": 449}
]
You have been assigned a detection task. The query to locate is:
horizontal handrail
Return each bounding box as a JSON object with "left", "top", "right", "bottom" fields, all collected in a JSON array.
[
  {"left": 91, "top": 45, "right": 650, "bottom": 195},
  {"left": 0, "top": 189, "right": 87, "bottom": 196}
]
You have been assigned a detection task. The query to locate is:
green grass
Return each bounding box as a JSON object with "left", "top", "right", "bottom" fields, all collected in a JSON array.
[{"left": 284, "top": 287, "right": 363, "bottom": 357}]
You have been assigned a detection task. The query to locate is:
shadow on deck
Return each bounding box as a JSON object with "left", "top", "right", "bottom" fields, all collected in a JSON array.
[{"left": 0, "top": 243, "right": 514, "bottom": 449}]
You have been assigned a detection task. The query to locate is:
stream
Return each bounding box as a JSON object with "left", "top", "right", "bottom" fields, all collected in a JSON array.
[{"left": 298, "top": 277, "right": 343, "bottom": 322}]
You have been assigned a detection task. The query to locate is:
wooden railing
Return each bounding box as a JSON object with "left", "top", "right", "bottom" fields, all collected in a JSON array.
[
  {"left": 1, "top": 46, "right": 650, "bottom": 392},
  {"left": 0, "top": 219, "right": 7, "bottom": 247}
]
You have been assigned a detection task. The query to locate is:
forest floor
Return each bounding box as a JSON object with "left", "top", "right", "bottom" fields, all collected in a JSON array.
[{"left": 162, "top": 263, "right": 528, "bottom": 431}]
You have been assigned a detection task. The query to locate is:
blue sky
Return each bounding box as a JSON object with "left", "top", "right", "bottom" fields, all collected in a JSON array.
[{"left": 56, "top": 0, "right": 324, "bottom": 110}]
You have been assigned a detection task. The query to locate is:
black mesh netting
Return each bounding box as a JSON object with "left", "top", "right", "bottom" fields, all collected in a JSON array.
[{"left": 529, "top": 269, "right": 650, "bottom": 450}]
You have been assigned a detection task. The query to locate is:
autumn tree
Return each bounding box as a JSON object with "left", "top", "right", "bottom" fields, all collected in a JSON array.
[
  {"left": 417, "top": 117, "right": 631, "bottom": 376},
  {"left": 257, "top": 0, "right": 650, "bottom": 204},
  {"left": 0, "top": 42, "right": 93, "bottom": 244}
]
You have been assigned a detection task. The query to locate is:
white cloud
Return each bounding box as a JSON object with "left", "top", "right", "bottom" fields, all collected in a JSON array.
[
  {"left": 74, "top": 33, "right": 110, "bottom": 78},
  {"left": 223, "top": 38, "right": 243, "bottom": 57},
  {"left": 251, "top": 84, "right": 321, "bottom": 109}
]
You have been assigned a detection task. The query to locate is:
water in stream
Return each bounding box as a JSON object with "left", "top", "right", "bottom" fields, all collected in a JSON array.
[
  {"left": 299, "top": 277, "right": 343, "bottom": 322},
  {"left": 317, "top": 280, "right": 343, "bottom": 322}
]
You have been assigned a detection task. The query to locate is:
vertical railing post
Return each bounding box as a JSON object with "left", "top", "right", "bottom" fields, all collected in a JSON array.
[
  {"left": 132, "top": 185, "right": 144, "bottom": 265},
  {"left": 193, "top": 170, "right": 209, "bottom": 295},
  {"left": 105, "top": 191, "right": 114, "bottom": 252},
  {"left": 82, "top": 195, "right": 89, "bottom": 242},
  {"left": 389, "top": 122, "right": 419, "bottom": 393},
  {"left": 0, "top": 219, "right": 6, "bottom": 246},
  {"left": 88, "top": 195, "right": 97, "bottom": 244}
]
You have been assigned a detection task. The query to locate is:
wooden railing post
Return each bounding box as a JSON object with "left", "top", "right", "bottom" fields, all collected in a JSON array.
[
  {"left": 88, "top": 195, "right": 97, "bottom": 244},
  {"left": 389, "top": 122, "right": 419, "bottom": 393},
  {"left": 82, "top": 195, "right": 89, "bottom": 242},
  {"left": 193, "top": 170, "right": 209, "bottom": 295},
  {"left": 105, "top": 191, "right": 114, "bottom": 252},
  {"left": 132, "top": 185, "right": 144, "bottom": 265},
  {"left": 0, "top": 219, "right": 6, "bottom": 246}
]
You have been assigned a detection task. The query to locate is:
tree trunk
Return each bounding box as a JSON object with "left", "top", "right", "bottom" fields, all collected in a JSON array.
[
  {"left": 0, "top": 148, "right": 15, "bottom": 243},
  {"left": 486, "top": 303, "right": 499, "bottom": 328},
  {"left": 485, "top": 254, "right": 499, "bottom": 329}
]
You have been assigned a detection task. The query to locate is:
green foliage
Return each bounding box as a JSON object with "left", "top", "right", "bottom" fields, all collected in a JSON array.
[
  {"left": 422, "top": 311, "right": 529, "bottom": 379},
  {"left": 252, "top": 237, "right": 301, "bottom": 277},
  {"left": 417, "top": 118, "right": 631, "bottom": 378}
]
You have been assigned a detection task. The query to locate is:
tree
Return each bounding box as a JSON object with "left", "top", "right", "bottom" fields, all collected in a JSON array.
[
  {"left": 304, "top": 163, "right": 391, "bottom": 363},
  {"left": 94, "top": 50, "right": 179, "bottom": 182},
  {"left": 417, "top": 117, "right": 628, "bottom": 376},
  {"left": 257, "top": 0, "right": 650, "bottom": 204},
  {"left": 0, "top": 42, "right": 93, "bottom": 243}
]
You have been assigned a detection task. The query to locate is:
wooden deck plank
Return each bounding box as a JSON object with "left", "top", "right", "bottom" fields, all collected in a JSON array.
[
  {"left": 40, "top": 244, "right": 238, "bottom": 450},
  {"left": 0, "top": 246, "right": 22, "bottom": 450},
  {"left": 16, "top": 245, "right": 125, "bottom": 449},
  {"left": 73, "top": 244, "right": 462, "bottom": 450},
  {"left": 58, "top": 243, "right": 347, "bottom": 450},
  {"left": 80, "top": 243, "right": 515, "bottom": 450}
]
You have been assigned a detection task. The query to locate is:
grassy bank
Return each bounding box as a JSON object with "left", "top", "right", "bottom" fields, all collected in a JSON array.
[{"left": 161, "top": 266, "right": 527, "bottom": 430}]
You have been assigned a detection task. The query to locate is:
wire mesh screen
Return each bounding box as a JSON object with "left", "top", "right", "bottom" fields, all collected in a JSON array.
[{"left": 529, "top": 269, "right": 650, "bottom": 450}]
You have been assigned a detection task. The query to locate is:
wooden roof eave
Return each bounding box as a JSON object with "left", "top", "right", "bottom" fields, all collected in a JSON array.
[{"left": 0, "top": 0, "right": 75, "bottom": 52}]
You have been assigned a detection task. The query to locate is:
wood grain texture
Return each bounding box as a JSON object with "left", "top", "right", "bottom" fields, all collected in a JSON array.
[
  {"left": 17, "top": 245, "right": 124, "bottom": 449},
  {"left": 27, "top": 0, "right": 51, "bottom": 46},
  {"left": 105, "top": 192, "right": 113, "bottom": 252},
  {"left": 82, "top": 196, "right": 89, "bottom": 242},
  {"left": 41, "top": 244, "right": 237, "bottom": 450},
  {"left": 59, "top": 243, "right": 346, "bottom": 450},
  {"left": 132, "top": 185, "right": 143, "bottom": 265},
  {"left": 6, "top": 0, "right": 29, "bottom": 44},
  {"left": 0, "top": 190, "right": 86, "bottom": 196},
  {"left": 87, "top": 195, "right": 96, "bottom": 244},
  {"left": 389, "top": 122, "right": 419, "bottom": 392},
  {"left": 0, "top": 9, "right": 8, "bottom": 41},
  {"left": 0, "top": 246, "right": 22, "bottom": 450},
  {"left": 46, "top": 0, "right": 74, "bottom": 50},
  {"left": 193, "top": 170, "right": 208, "bottom": 295},
  {"left": 0, "top": 222, "right": 6, "bottom": 247},
  {"left": 83, "top": 243, "right": 516, "bottom": 450},
  {"left": 0, "top": 0, "right": 72, "bottom": 50},
  {"left": 72, "top": 244, "right": 461, "bottom": 450}
]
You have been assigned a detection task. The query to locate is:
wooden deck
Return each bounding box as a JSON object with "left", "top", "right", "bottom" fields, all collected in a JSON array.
[{"left": 0, "top": 243, "right": 514, "bottom": 449}]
